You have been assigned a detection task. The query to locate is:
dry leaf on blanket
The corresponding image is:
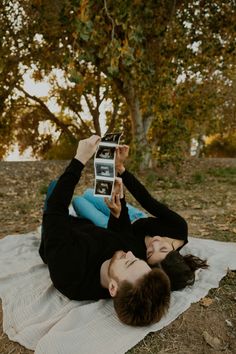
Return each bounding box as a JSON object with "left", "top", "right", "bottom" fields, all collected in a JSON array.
[
  {"left": 203, "top": 331, "right": 224, "bottom": 350},
  {"left": 200, "top": 297, "right": 213, "bottom": 307}
]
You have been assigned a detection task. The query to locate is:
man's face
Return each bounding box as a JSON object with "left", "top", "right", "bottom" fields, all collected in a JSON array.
[{"left": 108, "top": 250, "right": 151, "bottom": 284}]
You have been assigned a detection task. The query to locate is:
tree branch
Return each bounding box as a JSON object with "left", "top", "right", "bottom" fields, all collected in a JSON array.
[
  {"left": 17, "top": 86, "right": 78, "bottom": 140},
  {"left": 74, "top": 111, "right": 93, "bottom": 135},
  {"left": 106, "top": 101, "right": 119, "bottom": 134},
  {"left": 83, "top": 93, "right": 94, "bottom": 115},
  {"left": 104, "top": 0, "right": 115, "bottom": 40},
  {"left": 83, "top": 93, "right": 101, "bottom": 135}
]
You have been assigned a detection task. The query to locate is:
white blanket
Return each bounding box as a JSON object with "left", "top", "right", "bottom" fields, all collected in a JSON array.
[{"left": 0, "top": 228, "right": 236, "bottom": 354}]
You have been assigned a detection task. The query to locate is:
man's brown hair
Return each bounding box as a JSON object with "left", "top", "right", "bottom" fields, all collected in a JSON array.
[{"left": 113, "top": 268, "right": 170, "bottom": 326}]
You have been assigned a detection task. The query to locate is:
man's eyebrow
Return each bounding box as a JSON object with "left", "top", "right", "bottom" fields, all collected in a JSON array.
[{"left": 127, "top": 259, "right": 137, "bottom": 268}]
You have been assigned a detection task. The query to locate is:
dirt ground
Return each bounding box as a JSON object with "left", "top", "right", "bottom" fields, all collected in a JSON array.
[{"left": 0, "top": 158, "right": 235, "bottom": 354}]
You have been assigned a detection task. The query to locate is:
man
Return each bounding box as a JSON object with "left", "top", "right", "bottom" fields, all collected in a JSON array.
[{"left": 39, "top": 135, "right": 170, "bottom": 326}]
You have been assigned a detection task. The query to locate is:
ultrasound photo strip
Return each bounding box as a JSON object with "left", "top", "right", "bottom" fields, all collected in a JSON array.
[
  {"left": 95, "top": 162, "right": 115, "bottom": 178},
  {"left": 95, "top": 146, "right": 116, "bottom": 160},
  {"left": 94, "top": 133, "right": 123, "bottom": 197},
  {"left": 94, "top": 179, "right": 114, "bottom": 197},
  {"left": 99, "top": 133, "right": 123, "bottom": 146}
]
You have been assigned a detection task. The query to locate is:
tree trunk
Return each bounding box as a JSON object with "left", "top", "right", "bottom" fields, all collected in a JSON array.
[
  {"left": 194, "top": 134, "right": 205, "bottom": 158},
  {"left": 121, "top": 83, "right": 152, "bottom": 169}
]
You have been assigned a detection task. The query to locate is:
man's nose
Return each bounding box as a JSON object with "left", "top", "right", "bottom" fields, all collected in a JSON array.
[
  {"left": 152, "top": 236, "right": 161, "bottom": 243},
  {"left": 126, "top": 251, "right": 134, "bottom": 259}
]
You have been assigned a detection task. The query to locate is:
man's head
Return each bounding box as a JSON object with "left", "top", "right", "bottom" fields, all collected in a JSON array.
[{"left": 107, "top": 251, "right": 171, "bottom": 326}]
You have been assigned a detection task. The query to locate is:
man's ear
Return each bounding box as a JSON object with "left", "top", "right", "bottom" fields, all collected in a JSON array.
[{"left": 108, "top": 279, "right": 118, "bottom": 297}]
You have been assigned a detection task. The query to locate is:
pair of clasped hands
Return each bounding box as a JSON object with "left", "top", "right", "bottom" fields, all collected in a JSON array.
[{"left": 75, "top": 135, "right": 129, "bottom": 219}]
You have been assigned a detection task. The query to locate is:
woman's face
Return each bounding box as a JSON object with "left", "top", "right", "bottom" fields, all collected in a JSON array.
[{"left": 146, "top": 236, "right": 173, "bottom": 265}]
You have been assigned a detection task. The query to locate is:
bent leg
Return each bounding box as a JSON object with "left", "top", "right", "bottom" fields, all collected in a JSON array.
[
  {"left": 83, "top": 188, "right": 110, "bottom": 216},
  {"left": 83, "top": 188, "right": 147, "bottom": 223},
  {"left": 72, "top": 196, "right": 109, "bottom": 228}
]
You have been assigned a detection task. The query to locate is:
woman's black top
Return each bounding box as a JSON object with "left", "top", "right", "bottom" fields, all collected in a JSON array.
[{"left": 120, "top": 169, "right": 188, "bottom": 245}]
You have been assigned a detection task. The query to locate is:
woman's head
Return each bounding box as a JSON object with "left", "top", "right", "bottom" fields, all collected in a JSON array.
[
  {"left": 145, "top": 236, "right": 174, "bottom": 265},
  {"left": 156, "top": 250, "right": 208, "bottom": 291}
]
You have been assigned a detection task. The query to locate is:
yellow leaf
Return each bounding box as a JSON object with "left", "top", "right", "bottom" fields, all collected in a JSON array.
[{"left": 200, "top": 297, "right": 213, "bottom": 307}]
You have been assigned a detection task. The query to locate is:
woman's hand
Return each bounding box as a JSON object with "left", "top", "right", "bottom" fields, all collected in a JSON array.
[
  {"left": 105, "top": 193, "right": 121, "bottom": 218},
  {"left": 104, "top": 178, "right": 123, "bottom": 218},
  {"left": 115, "top": 145, "right": 129, "bottom": 174}
]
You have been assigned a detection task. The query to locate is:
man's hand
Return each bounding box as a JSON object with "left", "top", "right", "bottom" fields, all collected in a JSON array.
[
  {"left": 75, "top": 135, "right": 101, "bottom": 165},
  {"left": 115, "top": 145, "right": 129, "bottom": 174},
  {"left": 104, "top": 178, "right": 123, "bottom": 218}
]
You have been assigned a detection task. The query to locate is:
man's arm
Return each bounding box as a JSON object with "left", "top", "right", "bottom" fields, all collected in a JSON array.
[
  {"left": 45, "top": 158, "right": 84, "bottom": 215},
  {"left": 45, "top": 135, "right": 101, "bottom": 216}
]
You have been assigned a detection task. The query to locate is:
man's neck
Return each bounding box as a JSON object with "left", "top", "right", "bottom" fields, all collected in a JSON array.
[{"left": 100, "top": 259, "right": 110, "bottom": 288}]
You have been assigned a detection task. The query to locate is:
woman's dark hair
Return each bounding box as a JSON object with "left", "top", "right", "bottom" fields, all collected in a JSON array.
[{"left": 156, "top": 250, "right": 208, "bottom": 291}]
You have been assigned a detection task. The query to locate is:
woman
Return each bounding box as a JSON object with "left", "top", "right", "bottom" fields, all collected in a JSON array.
[{"left": 73, "top": 145, "right": 208, "bottom": 290}]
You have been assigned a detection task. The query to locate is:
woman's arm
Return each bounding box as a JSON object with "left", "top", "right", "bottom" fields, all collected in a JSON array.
[{"left": 116, "top": 145, "right": 187, "bottom": 227}]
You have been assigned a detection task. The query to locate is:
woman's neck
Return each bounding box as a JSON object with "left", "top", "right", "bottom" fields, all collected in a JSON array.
[{"left": 164, "top": 237, "right": 184, "bottom": 250}]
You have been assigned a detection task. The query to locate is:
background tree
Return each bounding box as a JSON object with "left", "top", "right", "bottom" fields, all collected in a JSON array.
[{"left": 0, "top": 0, "right": 235, "bottom": 163}]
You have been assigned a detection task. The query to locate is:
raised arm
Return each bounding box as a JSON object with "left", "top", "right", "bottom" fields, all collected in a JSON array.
[
  {"left": 45, "top": 135, "right": 101, "bottom": 216},
  {"left": 115, "top": 145, "right": 187, "bottom": 225}
]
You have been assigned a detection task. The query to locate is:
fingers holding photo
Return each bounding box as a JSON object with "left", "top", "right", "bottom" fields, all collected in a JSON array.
[
  {"left": 104, "top": 192, "right": 121, "bottom": 218},
  {"left": 115, "top": 145, "right": 129, "bottom": 174},
  {"left": 114, "top": 177, "right": 124, "bottom": 198},
  {"left": 116, "top": 145, "right": 129, "bottom": 161}
]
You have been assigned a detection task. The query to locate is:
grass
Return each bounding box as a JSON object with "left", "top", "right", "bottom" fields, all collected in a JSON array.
[
  {"left": 17, "top": 202, "right": 32, "bottom": 215},
  {"left": 39, "top": 184, "right": 48, "bottom": 195},
  {"left": 207, "top": 167, "right": 236, "bottom": 178},
  {"left": 191, "top": 172, "right": 205, "bottom": 184}
]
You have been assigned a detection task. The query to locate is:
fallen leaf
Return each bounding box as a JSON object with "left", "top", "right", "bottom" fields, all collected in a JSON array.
[
  {"left": 225, "top": 319, "right": 233, "bottom": 327},
  {"left": 200, "top": 230, "right": 210, "bottom": 236},
  {"left": 193, "top": 204, "right": 202, "bottom": 209},
  {"left": 200, "top": 297, "right": 213, "bottom": 307},
  {"left": 218, "top": 224, "right": 229, "bottom": 231},
  {"left": 203, "top": 331, "right": 223, "bottom": 350}
]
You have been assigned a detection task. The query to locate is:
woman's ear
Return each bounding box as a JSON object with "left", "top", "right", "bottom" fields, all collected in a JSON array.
[{"left": 108, "top": 279, "right": 118, "bottom": 297}]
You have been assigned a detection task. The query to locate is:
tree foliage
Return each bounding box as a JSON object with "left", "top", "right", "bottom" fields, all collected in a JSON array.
[{"left": 0, "top": 0, "right": 235, "bottom": 164}]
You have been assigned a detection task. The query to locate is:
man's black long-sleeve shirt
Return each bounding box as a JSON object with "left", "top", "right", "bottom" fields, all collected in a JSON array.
[
  {"left": 120, "top": 170, "right": 188, "bottom": 247},
  {"left": 40, "top": 159, "right": 146, "bottom": 301}
]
